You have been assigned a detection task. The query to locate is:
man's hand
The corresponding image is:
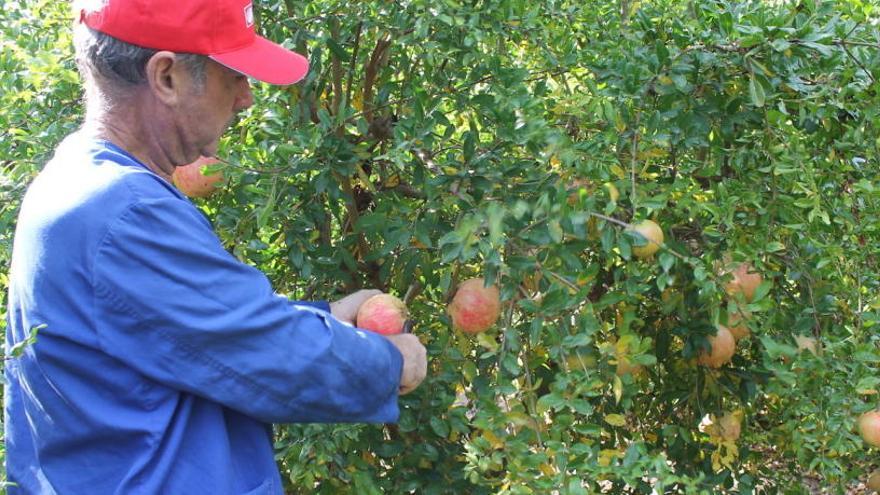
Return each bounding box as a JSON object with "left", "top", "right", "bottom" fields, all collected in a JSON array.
[
  {"left": 384, "top": 333, "right": 427, "bottom": 395},
  {"left": 330, "top": 289, "right": 382, "bottom": 325}
]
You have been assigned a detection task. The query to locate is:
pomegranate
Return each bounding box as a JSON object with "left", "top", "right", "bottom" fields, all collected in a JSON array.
[
  {"left": 172, "top": 156, "right": 224, "bottom": 198},
  {"left": 698, "top": 326, "right": 736, "bottom": 368},
  {"left": 626, "top": 220, "right": 664, "bottom": 259},
  {"left": 356, "top": 294, "right": 408, "bottom": 335},
  {"left": 448, "top": 278, "right": 501, "bottom": 334}
]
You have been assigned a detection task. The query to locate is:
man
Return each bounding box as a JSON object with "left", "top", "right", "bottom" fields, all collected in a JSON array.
[{"left": 4, "top": 0, "right": 427, "bottom": 493}]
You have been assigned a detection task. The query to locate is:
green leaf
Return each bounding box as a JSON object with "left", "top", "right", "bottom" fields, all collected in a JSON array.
[
  {"left": 325, "top": 38, "right": 350, "bottom": 62},
  {"left": 548, "top": 219, "right": 563, "bottom": 243},
  {"left": 6, "top": 325, "right": 42, "bottom": 359},
  {"left": 604, "top": 413, "right": 627, "bottom": 427},
  {"left": 618, "top": 233, "right": 632, "bottom": 260},
  {"left": 440, "top": 242, "right": 463, "bottom": 263},
  {"left": 856, "top": 376, "right": 880, "bottom": 395},
  {"left": 429, "top": 417, "right": 450, "bottom": 438},
  {"left": 764, "top": 242, "right": 786, "bottom": 253},
  {"left": 462, "top": 130, "right": 476, "bottom": 163},
  {"left": 799, "top": 41, "right": 833, "bottom": 57},
  {"left": 761, "top": 336, "right": 797, "bottom": 360},
  {"left": 256, "top": 183, "right": 277, "bottom": 230},
  {"left": 567, "top": 479, "right": 589, "bottom": 495},
  {"left": 750, "top": 281, "right": 772, "bottom": 303},
  {"left": 537, "top": 392, "right": 567, "bottom": 412},
  {"left": 437, "top": 230, "right": 463, "bottom": 246},
  {"left": 659, "top": 252, "right": 676, "bottom": 272},
  {"left": 486, "top": 202, "right": 506, "bottom": 245},
  {"left": 633, "top": 354, "right": 657, "bottom": 366},
  {"left": 749, "top": 75, "right": 766, "bottom": 107}
]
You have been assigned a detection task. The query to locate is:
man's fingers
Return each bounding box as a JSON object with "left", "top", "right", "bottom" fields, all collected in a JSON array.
[
  {"left": 386, "top": 333, "right": 427, "bottom": 395},
  {"left": 330, "top": 289, "right": 384, "bottom": 324}
]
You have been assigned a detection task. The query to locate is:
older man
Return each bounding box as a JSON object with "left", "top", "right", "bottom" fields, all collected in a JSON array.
[{"left": 4, "top": 1, "right": 427, "bottom": 493}]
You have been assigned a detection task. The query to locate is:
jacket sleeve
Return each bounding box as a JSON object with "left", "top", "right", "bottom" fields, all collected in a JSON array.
[
  {"left": 91, "top": 197, "right": 402, "bottom": 424},
  {"left": 287, "top": 300, "right": 331, "bottom": 312}
]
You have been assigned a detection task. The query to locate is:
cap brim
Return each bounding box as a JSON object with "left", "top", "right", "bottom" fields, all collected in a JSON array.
[{"left": 210, "top": 36, "right": 309, "bottom": 86}]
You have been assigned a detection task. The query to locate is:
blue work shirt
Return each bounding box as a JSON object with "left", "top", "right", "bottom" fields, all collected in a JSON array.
[{"left": 5, "top": 133, "right": 404, "bottom": 494}]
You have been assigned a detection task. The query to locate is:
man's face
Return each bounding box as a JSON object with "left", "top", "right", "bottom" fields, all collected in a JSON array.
[{"left": 176, "top": 59, "right": 253, "bottom": 161}]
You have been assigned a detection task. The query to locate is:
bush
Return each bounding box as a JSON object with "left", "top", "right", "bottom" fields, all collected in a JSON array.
[{"left": 3, "top": 0, "right": 880, "bottom": 492}]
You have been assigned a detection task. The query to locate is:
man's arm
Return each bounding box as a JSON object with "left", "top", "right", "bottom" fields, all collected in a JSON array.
[
  {"left": 93, "top": 197, "right": 413, "bottom": 424},
  {"left": 286, "top": 290, "right": 427, "bottom": 394}
]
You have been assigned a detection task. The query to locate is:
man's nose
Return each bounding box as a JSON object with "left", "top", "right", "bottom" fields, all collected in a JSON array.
[{"left": 234, "top": 79, "right": 254, "bottom": 111}]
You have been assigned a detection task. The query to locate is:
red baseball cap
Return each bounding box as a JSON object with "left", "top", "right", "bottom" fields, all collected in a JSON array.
[{"left": 79, "top": 0, "right": 309, "bottom": 85}]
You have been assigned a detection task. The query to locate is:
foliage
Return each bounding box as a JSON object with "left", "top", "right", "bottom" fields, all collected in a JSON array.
[{"left": 3, "top": 0, "right": 880, "bottom": 493}]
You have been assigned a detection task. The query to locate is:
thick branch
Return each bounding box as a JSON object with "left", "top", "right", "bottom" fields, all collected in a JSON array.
[
  {"left": 363, "top": 33, "right": 392, "bottom": 124},
  {"left": 329, "top": 19, "right": 345, "bottom": 125}
]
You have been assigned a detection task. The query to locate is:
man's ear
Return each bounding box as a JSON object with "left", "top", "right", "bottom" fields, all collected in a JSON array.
[{"left": 145, "top": 51, "right": 186, "bottom": 105}]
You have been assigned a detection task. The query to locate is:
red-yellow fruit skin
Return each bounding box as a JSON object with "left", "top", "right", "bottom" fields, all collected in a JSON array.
[
  {"left": 615, "top": 356, "right": 643, "bottom": 377},
  {"left": 717, "top": 411, "right": 742, "bottom": 441},
  {"left": 723, "top": 262, "right": 763, "bottom": 303},
  {"left": 794, "top": 335, "right": 819, "bottom": 355},
  {"left": 172, "top": 156, "right": 224, "bottom": 198},
  {"left": 867, "top": 471, "right": 880, "bottom": 492},
  {"left": 627, "top": 220, "right": 664, "bottom": 259},
  {"left": 448, "top": 278, "right": 501, "bottom": 334},
  {"left": 859, "top": 411, "right": 880, "bottom": 448},
  {"left": 698, "top": 326, "right": 736, "bottom": 368},
  {"left": 705, "top": 410, "right": 743, "bottom": 441},
  {"left": 356, "top": 294, "right": 408, "bottom": 335}
]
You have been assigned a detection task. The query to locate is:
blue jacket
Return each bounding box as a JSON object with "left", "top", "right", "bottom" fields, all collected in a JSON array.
[{"left": 5, "top": 134, "right": 403, "bottom": 494}]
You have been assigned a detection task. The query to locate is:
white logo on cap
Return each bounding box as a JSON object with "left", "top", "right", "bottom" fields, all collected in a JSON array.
[{"left": 244, "top": 4, "right": 254, "bottom": 27}]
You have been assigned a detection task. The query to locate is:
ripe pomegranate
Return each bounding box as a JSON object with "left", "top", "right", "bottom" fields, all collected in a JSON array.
[
  {"left": 705, "top": 410, "right": 743, "bottom": 441},
  {"left": 356, "top": 294, "right": 408, "bottom": 335},
  {"left": 172, "top": 156, "right": 225, "bottom": 198},
  {"left": 723, "top": 261, "right": 763, "bottom": 303},
  {"left": 615, "top": 356, "right": 644, "bottom": 377},
  {"left": 717, "top": 410, "right": 743, "bottom": 441},
  {"left": 867, "top": 470, "right": 880, "bottom": 492},
  {"left": 858, "top": 410, "right": 880, "bottom": 447},
  {"left": 794, "top": 335, "right": 819, "bottom": 356},
  {"left": 448, "top": 278, "right": 501, "bottom": 334},
  {"left": 698, "top": 325, "right": 736, "bottom": 368},
  {"left": 626, "top": 220, "right": 664, "bottom": 259}
]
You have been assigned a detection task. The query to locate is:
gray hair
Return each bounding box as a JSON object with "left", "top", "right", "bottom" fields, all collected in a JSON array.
[{"left": 73, "top": 24, "right": 207, "bottom": 90}]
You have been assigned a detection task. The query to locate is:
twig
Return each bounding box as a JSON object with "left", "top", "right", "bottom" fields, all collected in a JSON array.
[
  {"left": 838, "top": 40, "right": 877, "bottom": 85},
  {"left": 833, "top": 39, "right": 880, "bottom": 49},
  {"left": 804, "top": 275, "right": 822, "bottom": 337},
  {"left": 546, "top": 270, "right": 580, "bottom": 293},
  {"left": 629, "top": 111, "right": 641, "bottom": 216},
  {"left": 588, "top": 212, "right": 691, "bottom": 264},
  {"left": 522, "top": 338, "right": 545, "bottom": 449},
  {"left": 403, "top": 280, "right": 423, "bottom": 306},
  {"left": 345, "top": 22, "right": 363, "bottom": 107},
  {"left": 381, "top": 181, "right": 427, "bottom": 200}
]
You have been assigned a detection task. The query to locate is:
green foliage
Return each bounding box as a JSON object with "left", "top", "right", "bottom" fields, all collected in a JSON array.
[{"left": 3, "top": 0, "right": 880, "bottom": 492}]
